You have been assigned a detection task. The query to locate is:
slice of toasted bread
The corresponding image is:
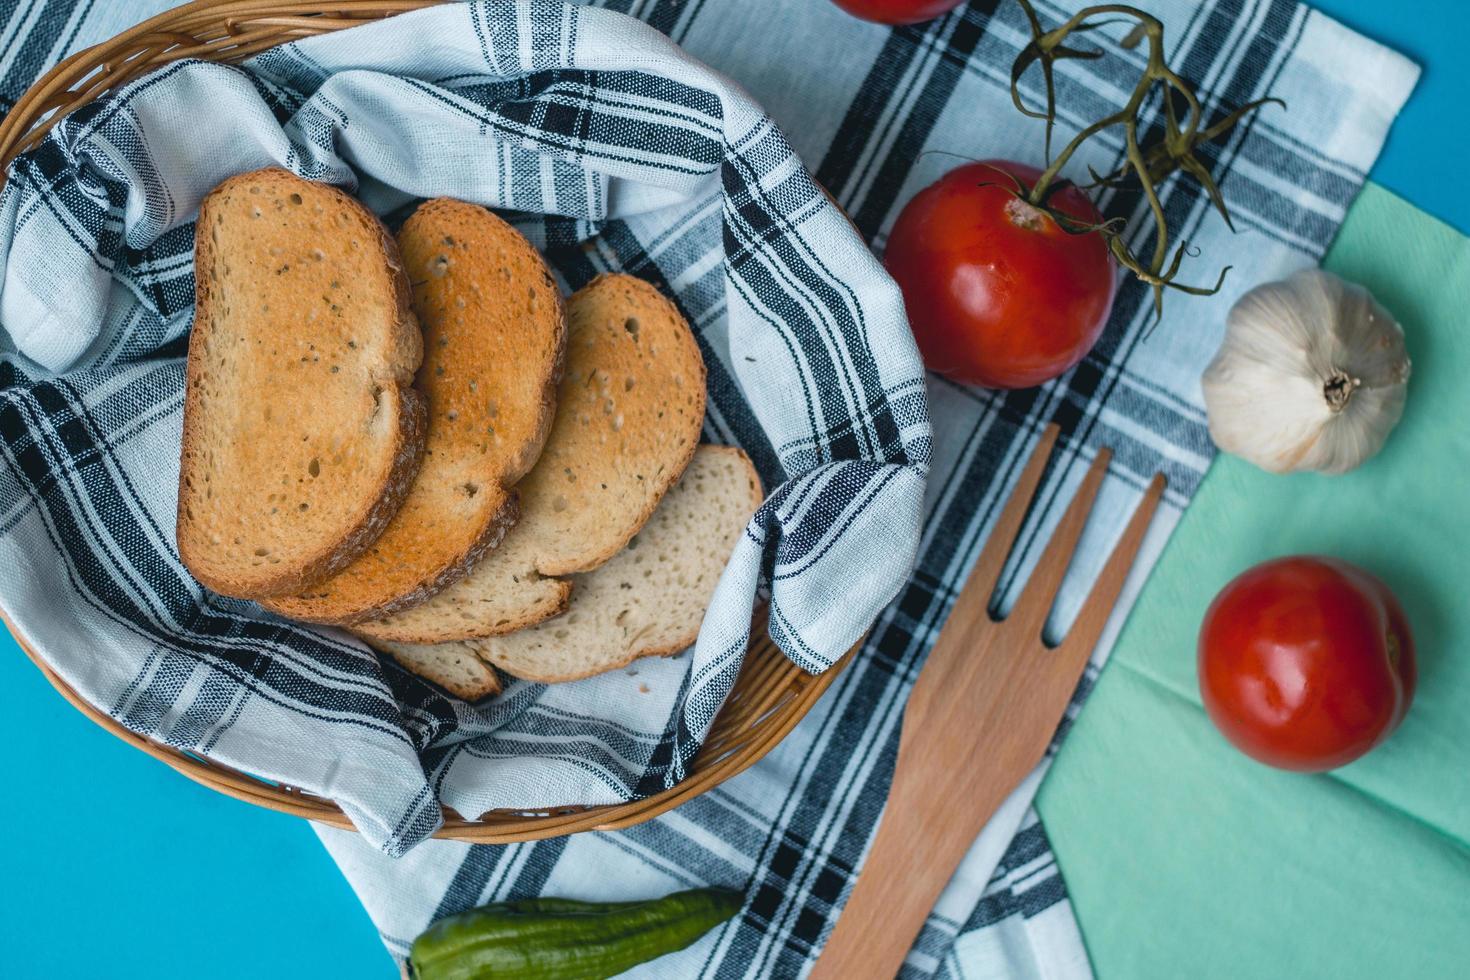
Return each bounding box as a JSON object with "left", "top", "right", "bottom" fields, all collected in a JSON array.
[
  {"left": 380, "top": 641, "right": 503, "bottom": 701},
  {"left": 261, "top": 200, "right": 566, "bottom": 625},
  {"left": 355, "top": 523, "right": 574, "bottom": 643},
  {"left": 497, "top": 273, "right": 708, "bottom": 575},
  {"left": 370, "top": 446, "right": 761, "bottom": 685},
  {"left": 178, "top": 168, "right": 425, "bottom": 599},
  {"left": 353, "top": 273, "right": 706, "bottom": 644}
]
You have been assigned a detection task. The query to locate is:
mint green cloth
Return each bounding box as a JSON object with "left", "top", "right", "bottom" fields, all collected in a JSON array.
[{"left": 1036, "top": 182, "right": 1470, "bottom": 979}]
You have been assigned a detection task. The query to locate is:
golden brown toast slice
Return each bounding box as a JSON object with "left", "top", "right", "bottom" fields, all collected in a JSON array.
[
  {"left": 178, "top": 168, "right": 425, "bottom": 599},
  {"left": 353, "top": 273, "right": 706, "bottom": 644},
  {"left": 262, "top": 199, "right": 565, "bottom": 625},
  {"left": 371, "top": 446, "right": 761, "bottom": 685}
]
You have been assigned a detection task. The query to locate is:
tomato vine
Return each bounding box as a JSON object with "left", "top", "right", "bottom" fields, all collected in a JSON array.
[{"left": 1010, "top": 0, "right": 1284, "bottom": 315}]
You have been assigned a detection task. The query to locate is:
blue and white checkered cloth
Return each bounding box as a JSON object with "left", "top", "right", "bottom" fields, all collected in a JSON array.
[{"left": 0, "top": 1, "right": 1414, "bottom": 977}]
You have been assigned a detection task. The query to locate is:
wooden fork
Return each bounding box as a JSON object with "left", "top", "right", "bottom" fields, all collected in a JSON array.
[{"left": 809, "top": 424, "right": 1165, "bottom": 980}]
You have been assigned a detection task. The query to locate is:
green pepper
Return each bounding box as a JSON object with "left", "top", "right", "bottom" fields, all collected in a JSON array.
[{"left": 407, "top": 886, "right": 744, "bottom": 980}]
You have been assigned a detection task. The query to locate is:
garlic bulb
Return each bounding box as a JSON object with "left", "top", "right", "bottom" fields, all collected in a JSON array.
[{"left": 1202, "top": 269, "right": 1410, "bottom": 475}]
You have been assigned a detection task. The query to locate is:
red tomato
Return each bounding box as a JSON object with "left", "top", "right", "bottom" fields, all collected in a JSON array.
[
  {"left": 1198, "top": 556, "right": 1416, "bottom": 772},
  {"left": 830, "top": 0, "right": 967, "bottom": 24},
  {"left": 884, "top": 161, "right": 1117, "bottom": 389}
]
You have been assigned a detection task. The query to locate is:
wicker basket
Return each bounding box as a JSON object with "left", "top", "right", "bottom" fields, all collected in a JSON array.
[{"left": 0, "top": 0, "right": 856, "bottom": 844}]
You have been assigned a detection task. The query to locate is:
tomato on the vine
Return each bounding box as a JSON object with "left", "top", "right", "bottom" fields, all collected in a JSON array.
[
  {"left": 1198, "top": 556, "right": 1416, "bottom": 772},
  {"left": 867, "top": 1, "right": 1271, "bottom": 389},
  {"left": 829, "top": 0, "right": 967, "bottom": 25},
  {"left": 884, "top": 161, "right": 1117, "bottom": 390}
]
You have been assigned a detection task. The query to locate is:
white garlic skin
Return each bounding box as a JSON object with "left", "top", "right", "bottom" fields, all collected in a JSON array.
[{"left": 1202, "top": 269, "right": 1410, "bottom": 475}]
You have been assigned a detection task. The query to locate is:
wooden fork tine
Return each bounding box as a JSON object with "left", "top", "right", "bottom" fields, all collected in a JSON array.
[
  {"left": 1009, "top": 446, "right": 1112, "bottom": 638},
  {"left": 964, "top": 423, "right": 1059, "bottom": 603},
  {"left": 1058, "top": 472, "right": 1167, "bottom": 660}
]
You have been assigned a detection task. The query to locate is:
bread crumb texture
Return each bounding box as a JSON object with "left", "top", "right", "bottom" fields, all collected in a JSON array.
[
  {"left": 258, "top": 199, "right": 565, "bottom": 623},
  {"left": 177, "top": 168, "right": 423, "bottom": 599},
  {"left": 372, "top": 445, "right": 761, "bottom": 686},
  {"left": 353, "top": 273, "right": 706, "bottom": 644}
]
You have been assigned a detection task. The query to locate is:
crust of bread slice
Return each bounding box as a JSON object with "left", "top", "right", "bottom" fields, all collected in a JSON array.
[
  {"left": 261, "top": 199, "right": 566, "bottom": 625},
  {"left": 178, "top": 168, "right": 425, "bottom": 599},
  {"left": 380, "top": 641, "right": 503, "bottom": 701},
  {"left": 370, "top": 445, "right": 761, "bottom": 686},
  {"left": 355, "top": 521, "right": 574, "bottom": 643},
  {"left": 352, "top": 273, "right": 706, "bottom": 644}
]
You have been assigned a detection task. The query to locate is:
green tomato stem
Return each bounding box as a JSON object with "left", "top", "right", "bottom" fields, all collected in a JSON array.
[{"left": 1010, "top": 0, "right": 1281, "bottom": 314}]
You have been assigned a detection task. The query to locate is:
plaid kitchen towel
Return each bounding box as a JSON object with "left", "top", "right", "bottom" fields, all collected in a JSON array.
[{"left": 0, "top": 0, "right": 1415, "bottom": 977}]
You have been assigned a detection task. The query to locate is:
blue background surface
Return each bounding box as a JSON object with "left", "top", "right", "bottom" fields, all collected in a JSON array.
[{"left": 1, "top": 2, "right": 1464, "bottom": 978}]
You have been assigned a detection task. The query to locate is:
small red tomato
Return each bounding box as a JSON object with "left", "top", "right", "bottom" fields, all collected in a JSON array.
[
  {"left": 830, "top": 0, "right": 967, "bottom": 25},
  {"left": 884, "top": 161, "right": 1117, "bottom": 389},
  {"left": 1198, "top": 556, "right": 1415, "bottom": 772}
]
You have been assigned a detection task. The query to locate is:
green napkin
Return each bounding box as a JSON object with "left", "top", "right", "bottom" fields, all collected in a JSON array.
[{"left": 1036, "top": 182, "right": 1470, "bottom": 979}]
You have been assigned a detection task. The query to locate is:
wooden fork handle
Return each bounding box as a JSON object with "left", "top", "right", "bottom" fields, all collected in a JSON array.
[{"left": 808, "top": 762, "right": 1027, "bottom": 980}]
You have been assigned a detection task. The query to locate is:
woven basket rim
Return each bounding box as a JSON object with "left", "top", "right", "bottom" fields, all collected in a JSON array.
[
  {"left": 0, "top": 0, "right": 856, "bottom": 843},
  {"left": 6, "top": 604, "right": 854, "bottom": 841}
]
